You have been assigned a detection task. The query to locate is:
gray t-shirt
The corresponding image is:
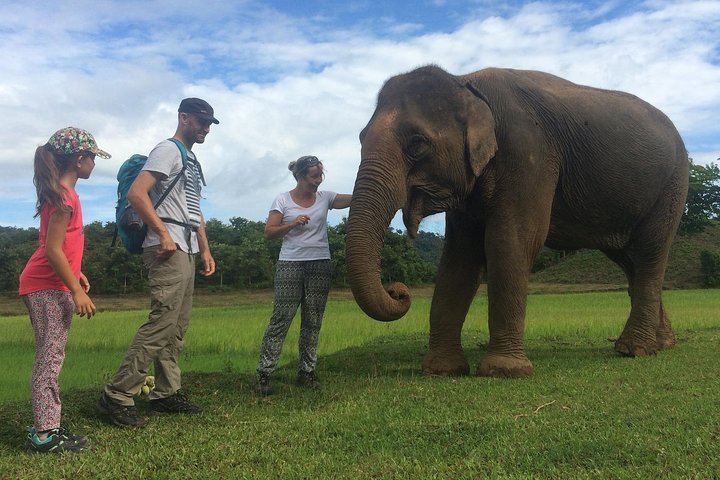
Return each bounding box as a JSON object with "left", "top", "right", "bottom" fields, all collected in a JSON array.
[{"left": 141, "top": 139, "right": 203, "bottom": 253}]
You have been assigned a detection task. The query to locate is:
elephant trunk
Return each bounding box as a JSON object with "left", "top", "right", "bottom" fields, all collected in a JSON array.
[{"left": 346, "top": 156, "right": 412, "bottom": 321}]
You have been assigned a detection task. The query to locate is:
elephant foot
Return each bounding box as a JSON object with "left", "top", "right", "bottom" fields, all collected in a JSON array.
[
  {"left": 476, "top": 354, "right": 533, "bottom": 378},
  {"left": 614, "top": 335, "right": 659, "bottom": 357},
  {"left": 421, "top": 349, "right": 470, "bottom": 377},
  {"left": 655, "top": 329, "right": 676, "bottom": 350},
  {"left": 656, "top": 309, "right": 676, "bottom": 350}
]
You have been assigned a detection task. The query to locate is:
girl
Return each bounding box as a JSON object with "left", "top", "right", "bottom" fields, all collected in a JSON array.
[
  {"left": 19, "top": 127, "right": 110, "bottom": 453},
  {"left": 255, "top": 155, "right": 351, "bottom": 395}
]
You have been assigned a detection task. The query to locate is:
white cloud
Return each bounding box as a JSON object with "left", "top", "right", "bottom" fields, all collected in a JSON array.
[{"left": 0, "top": 0, "right": 718, "bottom": 231}]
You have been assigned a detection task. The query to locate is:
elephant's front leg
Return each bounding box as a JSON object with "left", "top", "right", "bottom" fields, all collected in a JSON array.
[
  {"left": 477, "top": 219, "right": 539, "bottom": 378},
  {"left": 421, "top": 213, "right": 484, "bottom": 376}
]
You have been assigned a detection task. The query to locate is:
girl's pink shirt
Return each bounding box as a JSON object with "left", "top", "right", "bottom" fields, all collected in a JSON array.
[{"left": 19, "top": 189, "right": 84, "bottom": 295}]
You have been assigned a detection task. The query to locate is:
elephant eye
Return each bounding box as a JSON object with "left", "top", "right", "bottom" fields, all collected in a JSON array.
[{"left": 405, "top": 134, "right": 430, "bottom": 161}]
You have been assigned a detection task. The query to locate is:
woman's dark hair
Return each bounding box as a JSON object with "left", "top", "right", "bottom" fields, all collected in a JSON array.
[
  {"left": 288, "top": 155, "right": 324, "bottom": 180},
  {"left": 32, "top": 144, "right": 78, "bottom": 217}
]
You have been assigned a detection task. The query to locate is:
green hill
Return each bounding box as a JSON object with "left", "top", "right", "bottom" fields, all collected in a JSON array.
[{"left": 531, "top": 222, "right": 720, "bottom": 288}]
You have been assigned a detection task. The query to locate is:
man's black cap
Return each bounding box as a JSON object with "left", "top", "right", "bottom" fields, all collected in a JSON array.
[{"left": 178, "top": 97, "right": 220, "bottom": 125}]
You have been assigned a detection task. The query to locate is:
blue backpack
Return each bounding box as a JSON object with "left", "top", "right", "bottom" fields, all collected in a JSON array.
[{"left": 113, "top": 138, "right": 188, "bottom": 253}]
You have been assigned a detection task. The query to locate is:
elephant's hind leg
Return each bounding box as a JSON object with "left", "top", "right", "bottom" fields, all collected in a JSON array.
[
  {"left": 606, "top": 202, "right": 680, "bottom": 357},
  {"left": 604, "top": 246, "right": 666, "bottom": 356},
  {"left": 656, "top": 300, "right": 676, "bottom": 350}
]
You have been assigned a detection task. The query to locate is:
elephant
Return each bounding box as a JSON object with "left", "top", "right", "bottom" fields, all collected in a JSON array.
[{"left": 345, "top": 65, "right": 689, "bottom": 378}]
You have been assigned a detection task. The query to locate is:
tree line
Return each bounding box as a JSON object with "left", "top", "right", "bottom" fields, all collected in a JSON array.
[
  {"left": 0, "top": 218, "right": 444, "bottom": 294},
  {"left": 1, "top": 161, "right": 717, "bottom": 294}
]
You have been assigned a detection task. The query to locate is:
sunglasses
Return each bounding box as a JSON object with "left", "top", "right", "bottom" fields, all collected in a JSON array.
[
  {"left": 296, "top": 156, "right": 321, "bottom": 174},
  {"left": 299, "top": 156, "right": 319, "bottom": 167}
]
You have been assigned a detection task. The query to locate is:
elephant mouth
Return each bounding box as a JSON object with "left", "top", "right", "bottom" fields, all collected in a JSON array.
[
  {"left": 403, "top": 188, "right": 425, "bottom": 238},
  {"left": 403, "top": 187, "right": 452, "bottom": 237}
]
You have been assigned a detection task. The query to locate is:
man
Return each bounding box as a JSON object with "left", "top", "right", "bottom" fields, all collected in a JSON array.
[{"left": 98, "top": 98, "right": 218, "bottom": 427}]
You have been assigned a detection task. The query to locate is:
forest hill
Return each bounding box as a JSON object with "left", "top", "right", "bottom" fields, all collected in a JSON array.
[{"left": 3, "top": 193, "right": 718, "bottom": 294}]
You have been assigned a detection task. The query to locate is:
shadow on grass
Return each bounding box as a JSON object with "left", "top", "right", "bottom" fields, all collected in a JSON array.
[
  {"left": 0, "top": 329, "right": 675, "bottom": 453},
  {"left": 175, "top": 330, "right": 629, "bottom": 408}
]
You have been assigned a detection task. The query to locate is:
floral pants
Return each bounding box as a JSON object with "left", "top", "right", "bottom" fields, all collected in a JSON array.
[
  {"left": 23, "top": 290, "right": 74, "bottom": 432},
  {"left": 257, "top": 260, "right": 332, "bottom": 375}
]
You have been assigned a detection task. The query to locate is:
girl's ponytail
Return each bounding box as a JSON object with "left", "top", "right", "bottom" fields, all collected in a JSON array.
[{"left": 32, "top": 144, "right": 71, "bottom": 217}]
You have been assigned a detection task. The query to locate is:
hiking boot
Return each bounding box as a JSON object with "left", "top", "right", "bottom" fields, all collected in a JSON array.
[
  {"left": 148, "top": 390, "right": 202, "bottom": 414},
  {"left": 295, "top": 370, "right": 321, "bottom": 390},
  {"left": 97, "top": 392, "right": 148, "bottom": 428},
  {"left": 27, "top": 426, "right": 88, "bottom": 448},
  {"left": 254, "top": 372, "right": 273, "bottom": 396},
  {"left": 25, "top": 427, "right": 87, "bottom": 454}
]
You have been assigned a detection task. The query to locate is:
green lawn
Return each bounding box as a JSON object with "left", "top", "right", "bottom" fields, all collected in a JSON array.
[{"left": 0, "top": 289, "right": 718, "bottom": 479}]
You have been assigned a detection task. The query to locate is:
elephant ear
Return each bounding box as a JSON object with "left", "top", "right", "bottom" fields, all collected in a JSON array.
[{"left": 464, "top": 84, "right": 498, "bottom": 177}]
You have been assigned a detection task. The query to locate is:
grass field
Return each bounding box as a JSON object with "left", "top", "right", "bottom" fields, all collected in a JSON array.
[{"left": 0, "top": 288, "right": 718, "bottom": 478}]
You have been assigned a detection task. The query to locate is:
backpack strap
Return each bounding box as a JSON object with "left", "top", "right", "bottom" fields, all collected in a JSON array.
[
  {"left": 161, "top": 218, "right": 199, "bottom": 232},
  {"left": 168, "top": 137, "right": 188, "bottom": 165},
  {"left": 153, "top": 138, "right": 189, "bottom": 209},
  {"left": 170, "top": 137, "right": 206, "bottom": 186},
  {"left": 156, "top": 138, "right": 200, "bottom": 240},
  {"left": 112, "top": 139, "right": 198, "bottom": 250}
]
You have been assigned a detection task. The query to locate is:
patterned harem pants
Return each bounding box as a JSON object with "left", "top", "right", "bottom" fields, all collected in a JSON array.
[
  {"left": 23, "top": 290, "right": 74, "bottom": 432},
  {"left": 257, "top": 259, "right": 332, "bottom": 375}
]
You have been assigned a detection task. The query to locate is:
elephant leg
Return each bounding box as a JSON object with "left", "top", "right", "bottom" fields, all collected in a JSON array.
[
  {"left": 477, "top": 217, "right": 545, "bottom": 378},
  {"left": 421, "top": 213, "right": 484, "bottom": 377},
  {"left": 656, "top": 301, "right": 676, "bottom": 349},
  {"left": 613, "top": 260, "right": 663, "bottom": 356},
  {"left": 616, "top": 271, "right": 676, "bottom": 356},
  {"left": 603, "top": 249, "right": 676, "bottom": 354},
  {"left": 605, "top": 164, "right": 683, "bottom": 357}
]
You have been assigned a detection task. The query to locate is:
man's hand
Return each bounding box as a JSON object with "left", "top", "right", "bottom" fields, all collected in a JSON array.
[
  {"left": 128, "top": 170, "right": 177, "bottom": 260},
  {"left": 156, "top": 231, "right": 178, "bottom": 260},
  {"left": 200, "top": 251, "right": 215, "bottom": 276}
]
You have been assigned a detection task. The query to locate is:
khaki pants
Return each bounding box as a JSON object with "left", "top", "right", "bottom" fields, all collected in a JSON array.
[{"left": 105, "top": 247, "right": 195, "bottom": 406}]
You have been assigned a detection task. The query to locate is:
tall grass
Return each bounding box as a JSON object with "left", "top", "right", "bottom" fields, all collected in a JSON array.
[
  {"left": 1, "top": 290, "right": 715, "bottom": 403},
  {"left": 0, "top": 290, "right": 718, "bottom": 479}
]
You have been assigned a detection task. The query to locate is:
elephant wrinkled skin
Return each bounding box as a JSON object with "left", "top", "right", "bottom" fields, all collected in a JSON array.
[{"left": 345, "top": 66, "right": 688, "bottom": 378}]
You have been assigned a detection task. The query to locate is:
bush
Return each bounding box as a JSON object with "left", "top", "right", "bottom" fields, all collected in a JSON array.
[
  {"left": 681, "top": 161, "right": 720, "bottom": 235},
  {"left": 532, "top": 248, "right": 574, "bottom": 273},
  {"left": 700, "top": 250, "right": 720, "bottom": 287}
]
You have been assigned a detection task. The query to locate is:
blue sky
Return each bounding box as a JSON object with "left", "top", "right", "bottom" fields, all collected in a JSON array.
[{"left": 1, "top": 0, "right": 718, "bottom": 233}]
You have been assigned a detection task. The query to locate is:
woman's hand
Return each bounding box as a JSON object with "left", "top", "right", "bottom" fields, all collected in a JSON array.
[{"left": 265, "top": 211, "right": 311, "bottom": 240}]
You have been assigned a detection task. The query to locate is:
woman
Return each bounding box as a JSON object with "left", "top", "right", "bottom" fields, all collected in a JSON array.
[{"left": 255, "top": 155, "right": 351, "bottom": 395}]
